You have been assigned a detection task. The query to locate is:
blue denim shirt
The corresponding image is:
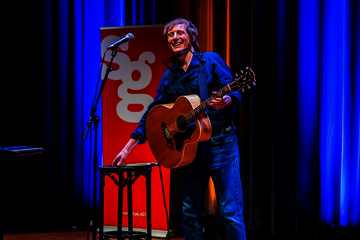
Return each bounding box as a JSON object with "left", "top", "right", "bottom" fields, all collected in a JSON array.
[{"left": 130, "top": 51, "right": 242, "bottom": 144}]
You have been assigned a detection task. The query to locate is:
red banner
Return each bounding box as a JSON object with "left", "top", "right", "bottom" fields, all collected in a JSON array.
[{"left": 101, "top": 25, "right": 171, "bottom": 232}]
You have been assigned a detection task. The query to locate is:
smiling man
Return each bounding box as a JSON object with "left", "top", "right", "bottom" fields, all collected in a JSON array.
[
  {"left": 113, "top": 18, "right": 246, "bottom": 240},
  {"left": 164, "top": 21, "right": 196, "bottom": 72}
]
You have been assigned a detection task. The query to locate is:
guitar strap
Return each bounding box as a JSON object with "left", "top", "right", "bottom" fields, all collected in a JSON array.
[{"left": 197, "top": 52, "right": 208, "bottom": 101}]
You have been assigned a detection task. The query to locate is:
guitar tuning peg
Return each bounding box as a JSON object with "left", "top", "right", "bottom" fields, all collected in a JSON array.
[
  {"left": 240, "top": 70, "right": 244, "bottom": 74},
  {"left": 252, "top": 82, "right": 256, "bottom": 86},
  {"left": 241, "top": 88, "right": 245, "bottom": 93},
  {"left": 245, "top": 66, "right": 249, "bottom": 71},
  {"left": 235, "top": 73, "right": 239, "bottom": 78},
  {"left": 247, "top": 84, "right": 251, "bottom": 89}
]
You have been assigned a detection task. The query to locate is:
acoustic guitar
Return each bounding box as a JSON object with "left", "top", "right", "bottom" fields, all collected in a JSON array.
[{"left": 146, "top": 67, "right": 256, "bottom": 168}]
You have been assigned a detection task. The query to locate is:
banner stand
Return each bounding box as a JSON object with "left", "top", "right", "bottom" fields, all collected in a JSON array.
[{"left": 100, "top": 25, "right": 172, "bottom": 234}]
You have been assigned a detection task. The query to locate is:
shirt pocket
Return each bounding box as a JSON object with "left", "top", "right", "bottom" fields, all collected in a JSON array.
[{"left": 191, "top": 78, "right": 199, "bottom": 86}]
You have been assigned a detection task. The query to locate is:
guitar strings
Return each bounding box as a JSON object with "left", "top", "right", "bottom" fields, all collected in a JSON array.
[{"left": 165, "top": 87, "right": 229, "bottom": 135}]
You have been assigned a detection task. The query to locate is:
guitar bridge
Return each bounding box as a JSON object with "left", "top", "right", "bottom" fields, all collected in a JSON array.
[{"left": 161, "top": 122, "right": 174, "bottom": 149}]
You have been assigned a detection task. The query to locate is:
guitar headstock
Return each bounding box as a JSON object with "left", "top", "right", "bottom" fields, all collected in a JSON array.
[{"left": 229, "top": 67, "right": 256, "bottom": 92}]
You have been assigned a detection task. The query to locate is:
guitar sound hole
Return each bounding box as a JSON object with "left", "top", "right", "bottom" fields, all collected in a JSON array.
[
  {"left": 173, "top": 122, "right": 196, "bottom": 152},
  {"left": 177, "top": 115, "right": 187, "bottom": 132}
]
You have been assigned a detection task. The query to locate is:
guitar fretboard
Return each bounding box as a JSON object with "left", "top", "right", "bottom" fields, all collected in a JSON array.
[{"left": 185, "top": 84, "right": 231, "bottom": 123}]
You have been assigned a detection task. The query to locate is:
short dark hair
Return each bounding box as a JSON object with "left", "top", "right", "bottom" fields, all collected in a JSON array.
[{"left": 163, "top": 18, "right": 199, "bottom": 51}]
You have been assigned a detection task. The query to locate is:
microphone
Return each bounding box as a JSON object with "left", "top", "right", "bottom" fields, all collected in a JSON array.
[{"left": 106, "top": 33, "right": 134, "bottom": 50}]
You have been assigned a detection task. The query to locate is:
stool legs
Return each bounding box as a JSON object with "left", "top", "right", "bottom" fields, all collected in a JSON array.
[
  {"left": 98, "top": 166, "right": 155, "bottom": 240},
  {"left": 146, "top": 170, "right": 152, "bottom": 240},
  {"left": 127, "top": 172, "right": 133, "bottom": 233},
  {"left": 117, "top": 173, "right": 124, "bottom": 240}
]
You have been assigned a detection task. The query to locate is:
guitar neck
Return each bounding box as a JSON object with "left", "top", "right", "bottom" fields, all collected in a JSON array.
[
  {"left": 185, "top": 84, "right": 231, "bottom": 123},
  {"left": 184, "top": 67, "right": 255, "bottom": 124}
]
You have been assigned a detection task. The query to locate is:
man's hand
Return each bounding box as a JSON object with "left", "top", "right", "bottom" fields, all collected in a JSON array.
[
  {"left": 112, "top": 148, "right": 130, "bottom": 167},
  {"left": 209, "top": 92, "right": 232, "bottom": 109},
  {"left": 112, "top": 138, "right": 139, "bottom": 167}
]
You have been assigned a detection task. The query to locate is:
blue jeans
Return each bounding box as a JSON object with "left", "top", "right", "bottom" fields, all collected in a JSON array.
[{"left": 180, "top": 126, "right": 246, "bottom": 240}]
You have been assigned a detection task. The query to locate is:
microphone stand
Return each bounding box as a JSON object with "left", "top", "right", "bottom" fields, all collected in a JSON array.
[{"left": 83, "top": 47, "right": 118, "bottom": 240}]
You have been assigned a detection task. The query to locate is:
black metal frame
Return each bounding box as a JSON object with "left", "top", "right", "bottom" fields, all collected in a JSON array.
[{"left": 98, "top": 163, "right": 159, "bottom": 240}]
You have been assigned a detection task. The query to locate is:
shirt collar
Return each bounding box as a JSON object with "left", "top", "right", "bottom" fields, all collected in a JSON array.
[{"left": 171, "top": 49, "right": 201, "bottom": 70}]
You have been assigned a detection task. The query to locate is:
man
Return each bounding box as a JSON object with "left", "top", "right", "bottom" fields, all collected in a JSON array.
[{"left": 112, "top": 18, "right": 246, "bottom": 240}]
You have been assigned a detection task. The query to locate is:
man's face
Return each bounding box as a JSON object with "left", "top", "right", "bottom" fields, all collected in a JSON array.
[{"left": 167, "top": 24, "right": 192, "bottom": 54}]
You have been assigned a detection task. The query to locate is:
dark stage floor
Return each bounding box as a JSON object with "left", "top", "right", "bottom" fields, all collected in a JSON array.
[
  {"left": 3, "top": 232, "right": 314, "bottom": 240},
  {"left": 2, "top": 214, "right": 319, "bottom": 240}
]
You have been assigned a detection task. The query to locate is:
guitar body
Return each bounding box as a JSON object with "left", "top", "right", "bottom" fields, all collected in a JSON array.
[{"left": 146, "top": 95, "right": 212, "bottom": 169}]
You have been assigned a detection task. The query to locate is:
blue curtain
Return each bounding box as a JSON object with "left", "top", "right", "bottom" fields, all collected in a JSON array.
[
  {"left": 298, "top": 0, "right": 360, "bottom": 227},
  {"left": 248, "top": 0, "right": 359, "bottom": 235},
  {"left": 73, "top": 0, "right": 163, "bottom": 208}
]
